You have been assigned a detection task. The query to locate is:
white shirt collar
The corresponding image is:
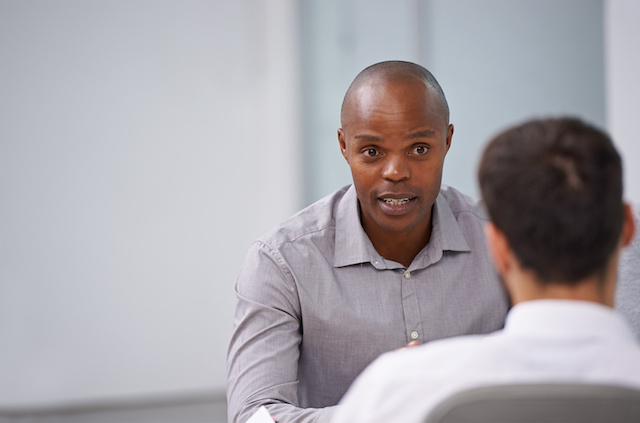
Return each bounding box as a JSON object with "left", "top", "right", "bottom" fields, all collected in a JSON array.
[{"left": 504, "top": 299, "right": 637, "bottom": 343}]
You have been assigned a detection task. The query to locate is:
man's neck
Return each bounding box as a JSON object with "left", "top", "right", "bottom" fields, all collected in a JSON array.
[
  {"left": 506, "top": 271, "right": 616, "bottom": 308},
  {"left": 364, "top": 221, "right": 432, "bottom": 268}
]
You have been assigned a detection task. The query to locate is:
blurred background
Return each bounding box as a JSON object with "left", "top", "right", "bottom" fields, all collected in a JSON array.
[{"left": 1, "top": 0, "right": 638, "bottom": 422}]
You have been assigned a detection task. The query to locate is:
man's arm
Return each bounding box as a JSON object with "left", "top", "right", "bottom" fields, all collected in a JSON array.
[{"left": 227, "top": 241, "right": 336, "bottom": 423}]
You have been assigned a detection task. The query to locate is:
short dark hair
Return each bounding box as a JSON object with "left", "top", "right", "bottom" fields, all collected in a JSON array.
[
  {"left": 340, "top": 61, "right": 450, "bottom": 126},
  {"left": 478, "top": 117, "right": 623, "bottom": 284}
]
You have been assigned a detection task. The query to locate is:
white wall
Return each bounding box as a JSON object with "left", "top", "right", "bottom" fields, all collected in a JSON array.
[
  {"left": 605, "top": 0, "right": 640, "bottom": 205},
  {"left": 0, "top": 0, "right": 301, "bottom": 408}
]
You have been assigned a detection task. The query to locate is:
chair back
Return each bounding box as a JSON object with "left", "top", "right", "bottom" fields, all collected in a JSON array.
[{"left": 424, "top": 383, "right": 640, "bottom": 423}]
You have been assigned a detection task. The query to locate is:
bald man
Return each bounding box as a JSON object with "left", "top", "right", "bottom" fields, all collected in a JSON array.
[{"left": 226, "top": 61, "right": 509, "bottom": 423}]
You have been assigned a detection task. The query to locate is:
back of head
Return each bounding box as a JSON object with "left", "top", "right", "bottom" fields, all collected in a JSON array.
[
  {"left": 478, "top": 117, "right": 623, "bottom": 284},
  {"left": 340, "top": 60, "right": 450, "bottom": 126}
]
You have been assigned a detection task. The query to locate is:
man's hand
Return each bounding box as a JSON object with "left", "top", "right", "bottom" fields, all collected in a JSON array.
[{"left": 396, "top": 340, "right": 419, "bottom": 351}]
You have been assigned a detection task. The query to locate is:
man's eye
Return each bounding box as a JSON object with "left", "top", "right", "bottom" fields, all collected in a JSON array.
[
  {"left": 364, "top": 149, "right": 378, "bottom": 157},
  {"left": 414, "top": 146, "right": 428, "bottom": 155}
]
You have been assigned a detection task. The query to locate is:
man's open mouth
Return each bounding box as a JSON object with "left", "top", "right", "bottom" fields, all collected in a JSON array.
[{"left": 381, "top": 198, "right": 411, "bottom": 206}]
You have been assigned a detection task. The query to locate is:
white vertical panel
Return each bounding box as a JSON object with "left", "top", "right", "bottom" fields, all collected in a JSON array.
[
  {"left": 264, "top": 0, "right": 302, "bottom": 205},
  {"left": 605, "top": 0, "right": 640, "bottom": 204}
]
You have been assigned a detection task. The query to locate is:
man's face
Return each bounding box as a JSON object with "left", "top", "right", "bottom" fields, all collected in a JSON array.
[{"left": 338, "top": 78, "right": 453, "bottom": 238}]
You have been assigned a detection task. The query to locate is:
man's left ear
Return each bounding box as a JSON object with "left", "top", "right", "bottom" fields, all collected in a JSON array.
[
  {"left": 338, "top": 128, "right": 349, "bottom": 163},
  {"left": 445, "top": 124, "right": 454, "bottom": 154},
  {"left": 621, "top": 203, "right": 636, "bottom": 248}
]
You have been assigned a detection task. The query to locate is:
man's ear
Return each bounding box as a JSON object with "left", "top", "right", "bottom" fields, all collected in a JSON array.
[
  {"left": 621, "top": 203, "right": 636, "bottom": 248},
  {"left": 484, "top": 222, "right": 510, "bottom": 276},
  {"left": 338, "top": 128, "right": 349, "bottom": 162},
  {"left": 445, "top": 123, "right": 453, "bottom": 155}
]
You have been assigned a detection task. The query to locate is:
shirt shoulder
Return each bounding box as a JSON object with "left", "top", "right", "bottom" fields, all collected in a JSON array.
[
  {"left": 256, "top": 185, "right": 350, "bottom": 249},
  {"left": 439, "top": 185, "right": 490, "bottom": 222}
]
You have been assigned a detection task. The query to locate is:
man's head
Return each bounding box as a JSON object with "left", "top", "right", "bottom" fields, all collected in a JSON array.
[
  {"left": 478, "top": 117, "right": 634, "bottom": 302},
  {"left": 340, "top": 61, "right": 450, "bottom": 129},
  {"left": 338, "top": 61, "right": 453, "bottom": 245}
]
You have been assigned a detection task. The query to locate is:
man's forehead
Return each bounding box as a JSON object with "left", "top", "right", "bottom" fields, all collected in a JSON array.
[
  {"left": 354, "top": 74, "right": 429, "bottom": 96},
  {"left": 340, "top": 63, "right": 450, "bottom": 130},
  {"left": 344, "top": 77, "right": 434, "bottom": 116}
]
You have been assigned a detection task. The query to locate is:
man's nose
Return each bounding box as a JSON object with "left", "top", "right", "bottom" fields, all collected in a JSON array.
[{"left": 382, "top": 155, "right": 410, "bottom": 182}]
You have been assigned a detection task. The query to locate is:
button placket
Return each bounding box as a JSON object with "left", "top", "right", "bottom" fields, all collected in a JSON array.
[{"left": 401, "top": 268, "right": 421, "bottom": 343}]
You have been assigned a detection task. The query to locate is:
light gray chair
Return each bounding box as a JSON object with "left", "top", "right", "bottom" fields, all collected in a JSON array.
[{"left": 424, "top": 383, "right": 640, "bottom": 423}]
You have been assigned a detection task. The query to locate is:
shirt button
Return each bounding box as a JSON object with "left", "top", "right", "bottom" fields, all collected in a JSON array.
[
  {"left": 403, "top": 271, "right": 411, "bottom": 279},
  {"left": 410, "top": 331, "right": 419, "bottom": 340}
]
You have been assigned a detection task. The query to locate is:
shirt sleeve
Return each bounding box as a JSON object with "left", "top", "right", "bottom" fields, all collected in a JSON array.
[{"left": 227, "top": 240, "right": 336, "bottom": 423}]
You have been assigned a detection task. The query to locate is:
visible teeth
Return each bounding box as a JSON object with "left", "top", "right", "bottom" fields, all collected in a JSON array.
[{"left": 383, "top": 198, "right": 410, "bottom": 206}]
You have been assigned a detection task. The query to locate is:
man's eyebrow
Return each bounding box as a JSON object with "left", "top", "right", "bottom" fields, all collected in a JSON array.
[
  {"left": 407, "top": 129, "right": 436, "bottom": 140},
  {"left": 353, "top": 134, "right": 383, "bottom": 142}
]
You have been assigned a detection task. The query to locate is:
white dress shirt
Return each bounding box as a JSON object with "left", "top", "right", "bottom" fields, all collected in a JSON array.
[{"left": 332, "top": 300, "right": 640, "bottom": 423}]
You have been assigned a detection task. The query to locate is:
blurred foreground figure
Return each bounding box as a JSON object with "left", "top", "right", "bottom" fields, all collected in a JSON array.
[{"left": 333, "top": 117, "right": 640, "bottom": 423}]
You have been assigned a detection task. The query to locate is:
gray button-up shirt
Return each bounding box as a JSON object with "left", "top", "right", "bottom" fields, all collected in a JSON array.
[{"left": 227, "top": 185, "right": 509, "bottom": 423}]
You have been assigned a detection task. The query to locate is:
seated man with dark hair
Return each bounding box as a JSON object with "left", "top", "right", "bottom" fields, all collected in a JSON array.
[{"left": 332, "top": 117, "right": 640, "bottom": 423}]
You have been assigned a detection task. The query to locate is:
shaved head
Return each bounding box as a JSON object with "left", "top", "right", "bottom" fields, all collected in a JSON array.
[{"left": 340, "top": 61, "right": 450, "bottom": 128}]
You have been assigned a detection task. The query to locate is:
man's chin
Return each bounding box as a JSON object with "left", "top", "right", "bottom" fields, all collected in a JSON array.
[{"left": 373, "top": 214, "right": 428, "bottom": 235}]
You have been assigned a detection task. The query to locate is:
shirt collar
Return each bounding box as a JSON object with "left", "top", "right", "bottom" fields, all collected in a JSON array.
[
  {"left": 504, "top": 299, "right": 638, "bottom": 343},
  {"left": 333, "top": 185, "right": 471, "bottom": 269},
  {"left": 410, "top": 192, "right": 471, "bottom": 268},
  {"left": 334, "top": 185, "right": 381, "bottom": 268}
]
